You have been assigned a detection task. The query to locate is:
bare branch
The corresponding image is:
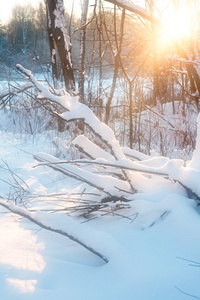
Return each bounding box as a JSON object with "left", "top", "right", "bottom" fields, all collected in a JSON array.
[
  {"left": 105, "top": 0, "right": 160, "bottom": 26},
  {"left": 16, "top": 64, "right": 136, "bottom": 192},
  {"left": 0, "top": 82, "right": 34, "bottom": 101},
  {"left": 34, "top": 153, "right": 132, "bottom": 196},
  {"left": 34, "top": 157, "right": 169, "bottom": 177},
  {"left": 175, "top": 286, "right": 199, "bottom": 299}
]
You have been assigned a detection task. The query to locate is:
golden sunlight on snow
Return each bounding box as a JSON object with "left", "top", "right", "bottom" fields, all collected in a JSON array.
[
  {"left": 7, "top": 278, "right": 37, "bottom": 293},
  {"left": 0, "top": 212, "right": 45, "bottom": 272}
]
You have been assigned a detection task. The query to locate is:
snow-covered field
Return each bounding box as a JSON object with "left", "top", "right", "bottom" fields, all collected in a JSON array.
[
  {"left": 0, "top": 69, "right": 200, "bottom": 299},
  {"left": 0, "top": 121, "right": 200, "bottom": 300}
]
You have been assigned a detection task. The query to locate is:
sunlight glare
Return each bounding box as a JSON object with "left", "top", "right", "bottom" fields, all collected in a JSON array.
[
  {"left": 7, "top": 278, "right": 37, "bottom": 293},
  {"left": 162, "top": 3, "right": 192, "bottom": 43},
  {"left": 0, "top": 0, "right": 40, "bottom": 24},
  {"left": 0, "top": 0, "right": 78, "bottom": 24},
  {"left": 0, "top": 214, "right": 45, "bottom": 272}
]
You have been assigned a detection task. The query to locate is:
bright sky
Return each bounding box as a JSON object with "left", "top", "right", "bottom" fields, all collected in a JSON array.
[
  {"left": 0, "top": 0, "right": 145, "bottom": 24},
  {"left": 0, "top": 0, "right": 38, "bottom": 24},
  {"left": 0, "top": 0, "right": 82, "bottom": 24},
  {"left": 0, "top": 0, "right": 194, "bottom": 47}
]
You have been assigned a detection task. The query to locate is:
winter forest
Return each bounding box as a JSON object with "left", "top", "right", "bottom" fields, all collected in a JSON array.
[{"left": 0, "top": 0, "right": 200, "bottom": 299}]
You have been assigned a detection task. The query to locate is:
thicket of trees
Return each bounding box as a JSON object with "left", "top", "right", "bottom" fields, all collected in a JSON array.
[
  {"left": 0, "top": 0, "right": 200, "bottom": 158},
  {"left": 1, "top": 0, "right": 200, "bottom": 275}
]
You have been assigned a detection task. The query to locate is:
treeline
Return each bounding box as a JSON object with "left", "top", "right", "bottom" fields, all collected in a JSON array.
[
  {"left": 0, "top": 2, "right": 81, "bottom": 77},
  {"left": 0, "top": 0, "right": 200, "bottom": 157}
]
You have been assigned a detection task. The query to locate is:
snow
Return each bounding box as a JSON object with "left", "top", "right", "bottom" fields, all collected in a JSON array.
[
  {"left": 105, "top": 0, "right": 160, "bottom": 26},
  {"left": 33, "top": 152, "right": 132, "bottom": 196},
  {"left": 189, "top": 113, "right": 200, "bottom": 170},
  {"left": 16, "top": 65, "right": 136, "bottom": 190},
  {"left": 1, "top": 66, "right": 200, "bottom": 299},
  {"left": 53, "top": 0, "right": 72, "bottom": 66},
  {"left": 0, "top": 119, "right": 200, "bottom": 300},
  {"left": 122, "top": 146, "right": 150, "bottom": 161},
  {"left": 72, "top": 135, "right": 115, "bottom": 161}
]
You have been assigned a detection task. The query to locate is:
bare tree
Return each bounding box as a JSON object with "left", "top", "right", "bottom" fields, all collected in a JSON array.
[
  {"left": 78, "top": 0, "right": 90, "bottom": 103},
  {"left": 104, "top": 7, "right": 125, "bottom": 125},
  {"left": 104, "top": 0, "right": 200, "bottom": 108},
  {"left": 46, "top": 0, "right": 75, "bottom": 92}
]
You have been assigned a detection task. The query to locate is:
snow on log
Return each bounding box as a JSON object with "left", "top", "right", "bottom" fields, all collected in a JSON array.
[
  {"left": 34, "top": 152, "right": 132, "bottom": 196},
  {"left": 122, "top": 147, "right": 150, "bottom": 161},
  {"left": 72, "top": 135, "right": 125, "bottom": 179},
  {"left": 72, "top": 135, "right": 115, "bottom": 161}
]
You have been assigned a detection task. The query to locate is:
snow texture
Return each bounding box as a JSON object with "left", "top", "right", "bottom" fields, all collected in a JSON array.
[
  {"left": 0, "top": 114, "right": 200, "bottom": 299},
  {"left": 16, "top": 64, "right": 136, "bottom": 190},
  {"left": 1, "top": 66, "right": 200, "bottom": 299}
]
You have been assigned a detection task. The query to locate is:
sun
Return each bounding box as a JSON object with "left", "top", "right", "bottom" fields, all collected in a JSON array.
[
  {"left": 164, "top": 12, "right": 190, "bottom": 41},
  {"left": 159, "top": 2, "right": 193, "bottom": 48}
]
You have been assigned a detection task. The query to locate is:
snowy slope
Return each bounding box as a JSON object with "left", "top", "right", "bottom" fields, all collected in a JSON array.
[{"left": 0, "top": 130, "right": 200, "bottom": 300}]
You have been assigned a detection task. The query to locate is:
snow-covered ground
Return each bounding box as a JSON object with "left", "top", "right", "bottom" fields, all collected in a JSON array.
[
  {"left": 0, "top": 68, "right": 200, "bottom": 299},
  {"left": 0, "top": 124, "right": 200, "bottom": 300}
]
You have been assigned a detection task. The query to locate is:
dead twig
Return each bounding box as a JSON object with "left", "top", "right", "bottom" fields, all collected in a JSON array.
[{"left": 175, "top": 286, "right": 199, "bottom": 299}]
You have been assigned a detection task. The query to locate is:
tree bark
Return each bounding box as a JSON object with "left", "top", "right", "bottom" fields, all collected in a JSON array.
[
  {"left": 78, "top": 0, "right": 89, "bottom": 103},
  {"left": 47, "top": 22, "right": 59, "bottom": 88},
  {"left": 46, "top": 0, "right": 75, "bottom": 92},
  {"left": 129, "top": 83, "right": 133, "bottom": 149},
  {"left": 105, "top": 8, "right": 125, "bottom": 125}
]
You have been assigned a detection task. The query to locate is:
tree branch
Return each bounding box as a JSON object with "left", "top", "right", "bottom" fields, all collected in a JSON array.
[
  {"left": 16, "top": 64, "right": 136, "bottom": 192},
  {"left": 0, "top": 200, "right": 109, "bottom": 263},
  {"left": 105, "top": 0, "right": 160, "bottom": 26}
]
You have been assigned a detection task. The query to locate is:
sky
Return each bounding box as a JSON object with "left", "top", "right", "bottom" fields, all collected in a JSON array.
[
  {"left": 0, "top": 0, "right": 146, "bottom": 24},
  {"left": 0, "top": 0, "right": 79, "bottom": 24},
  {"left": 0, "top": 0, "right": 39, "bottom": 24}
]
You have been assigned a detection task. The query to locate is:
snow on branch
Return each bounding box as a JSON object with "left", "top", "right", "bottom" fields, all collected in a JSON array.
[
  {"left": 105, "top": 0, "right": 160, "bottom": 26},
  {"left": 16, "top": 64, "right": 136, "bottom": 192},
  {"left": 0, "top": 82, "right": 34, "bottom": 101},
  {"left": 0, "top": 200, "right": 109, "bottom": 263},
  {"left": 15, "top": 65, "right": 200, "bottom": 203},
  {"left": 34, "top": 155, "right": 184, "bottom": 178},
  {"left": 73, "top": 136, "right": 150, "bottom": 162},
  {"left": 72, "top": 135, "right": 115, "bottom": 161},
  {"left": 122, "top": 147, "right": 150, "bottom": 161},
  {"left": 35, "top": 152, "right": 200, "bottom": 201},
  {"left": 34, "top": 152, "right": 132, "bottom": 197}
]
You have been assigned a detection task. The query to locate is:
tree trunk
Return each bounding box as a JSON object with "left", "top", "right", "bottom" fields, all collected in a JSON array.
[
  {"left": 46, "top": 0, "right": 75, "bottom": 92},
  {"left": 47, "top": 23, "right": 59, "bottom": 88},
  {"left": 105, "top": 8, "right": 125, "bottom": 125},
  {"left": 98, "top": 0, "right": 103, "bottom": 120},
  {"left": 78, "top": 0, "right": 89, "bottom": 103},
  {"left": 129, "top": 83, "right": 133, "bottom": 149}
]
